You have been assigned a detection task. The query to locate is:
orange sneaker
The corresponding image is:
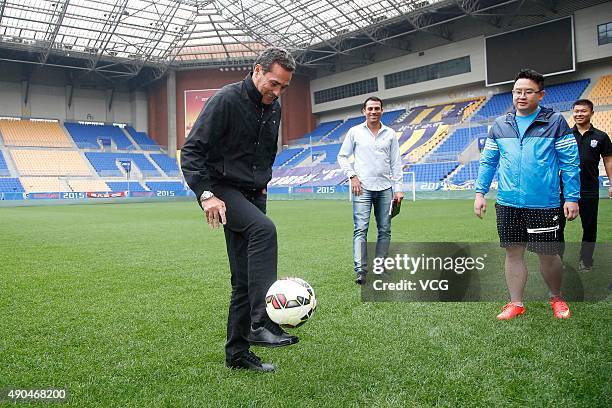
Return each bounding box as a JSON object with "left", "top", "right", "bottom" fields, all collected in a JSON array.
[
  {"left": 549, "top": 296, "right": 571, "bottom": 319},
  {"left": 496, "top": 303, "right": 525, "bottom": 320}
]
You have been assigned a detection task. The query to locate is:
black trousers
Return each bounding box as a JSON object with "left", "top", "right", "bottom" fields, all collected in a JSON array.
[
  {"left": 213, "top": 184, "right": 277, "bottom": 362},
  {"left": 559, "top": 196, "right": 599, "bottom": 267}
]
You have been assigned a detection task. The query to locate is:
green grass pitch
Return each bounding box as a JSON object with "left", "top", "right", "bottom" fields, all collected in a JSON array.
[{"left": 1, "top": 199, "right": 610, "bottom": 407}]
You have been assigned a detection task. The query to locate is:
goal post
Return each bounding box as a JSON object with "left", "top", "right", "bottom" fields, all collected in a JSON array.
[{"left": 402, "top": 171, "right": 416, "bottom": 202}]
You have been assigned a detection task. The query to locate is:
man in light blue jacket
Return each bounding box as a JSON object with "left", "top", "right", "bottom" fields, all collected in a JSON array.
[{"left": 474, "top": 69, "right": 580, "bottom": 320}]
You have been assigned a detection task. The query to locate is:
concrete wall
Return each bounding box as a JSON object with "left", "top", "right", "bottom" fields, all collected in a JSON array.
[
  {"left": 575, "top": 3, "right": 612, "bottom": 62},
  {"left": 310, "top": 37, "right": 485, "bottom": 114},
  {"left": 0, "top": 77, "right": 148, "bottom": 130},
  {"left": 0, "top": 81, "right": 22, "bottom": 117},
  {"left": 310, "top": 4, "right": 612, "bottom": 115},
  {"left": 147, "top": 68, "right": 314, "bottom": 150}
]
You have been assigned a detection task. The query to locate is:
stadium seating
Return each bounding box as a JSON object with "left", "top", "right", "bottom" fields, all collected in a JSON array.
[
  {"left": 149, "top": 153, "right": 180, "bottom": 177},
  {"left": 273, "top": 147, "right": 305, "bottom": 167},
  {"left": 310, "top": 143, "right": 342, "bottom": 164},
  {"left": 0, "top": 120, "right": 73, "bottom": 147},
  {"left": 460, "top": 98, "right": 486, "bottom": 121},
  {"left": 106, "top": 181, "right": 147, "bottom": 192},
  {"left": 19, "top": 177, "right": 71, "bottom": 192},
  {"left": 427, "top": 125, "right": 488, "bottom": 161},
  {"left": 126, "top": 126, "right": 160, "bottom": 150},
  {"left": 146, "top": 181, "right": 185, "bottom": 191},
  {"left": 281, "top": 148, "right": 311, "bottom": 167},
  {"left": 0, "top": 151, "right": 9, "bottom": 176},
  {"left": 405, "top": 125, "right": 449, "bottom": 163},
  {"left": 11, "top": 150, "right": 92, "bottom": 176},
  {"left": 0, "top": 177, "right": 24, "bottom": 192},
  {"left": 67, "top": 179, "right": 110, "bottom": 192},
  {"left": 65, "top": 123, "right": 133, "bottom": 150},
  {"left": 381, "top": 109, "right": 405, "bottom": 125},
  {"left": 541, "top": 79, "right": 590, "bottom": 112},
  {"left": 85, "top": 152, "right": 160, "bottom": 177},
  {"left": 590, "top": 110, "right": 612, "bottom": 133},
  {"left": 475, "top": 79, "right": 590, "bottom": 119},
  {"left": 289, "top": 120, "right": 342, "bottom": 145},
  {"left": 323, "top": 116, "right": 363, "bottom": 143},
  {"left": 404, "top": 161, "right": 459, "bottom": 182},
  {"left": 270, "top": 163, "right": 346, "bottom": 187},
  {"left": 449, "top": 161, "right": 480, "bottom": 185},
  {"left": 450, "top": 160, "right": 497, "bottom": 185},
  {"left": 588, "top": 74, "right": 612, "bottom": 106},
  {"left": 474, "top": 93, "right": 513, "bottom": 120}
]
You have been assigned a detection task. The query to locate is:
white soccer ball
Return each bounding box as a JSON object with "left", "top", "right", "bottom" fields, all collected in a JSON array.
[{"left": 265, "top": 277, "right": 317, "bottom": 328}]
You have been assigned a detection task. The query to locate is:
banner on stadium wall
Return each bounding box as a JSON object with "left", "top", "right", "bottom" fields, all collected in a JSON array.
[
  {"left": 184, "top": 89, "right": 220, "bottom": 139},
  {"left": 87, "top": 191, "right": 127, "bottom": 199}
]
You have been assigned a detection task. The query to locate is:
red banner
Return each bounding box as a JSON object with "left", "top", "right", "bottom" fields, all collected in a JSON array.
[
  {"left": 86, "top": 191, "right": 127, "bottom": 198},
  {"left": 184, "top": 89, "right": 220, "bottom": 139}
]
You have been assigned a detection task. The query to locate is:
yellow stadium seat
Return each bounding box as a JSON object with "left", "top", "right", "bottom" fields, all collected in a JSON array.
[
  {"left": 67, "top": 179, "right": 110, "bottom": 192},
  {"left": 10, "top": 150, "right": 93, "bottom": 176},
  {"left": 0, "top": 120, "right": 73, "bottom": 147},
  {"left": 588, "top": 75, "right": 612, "bottom": 106}
]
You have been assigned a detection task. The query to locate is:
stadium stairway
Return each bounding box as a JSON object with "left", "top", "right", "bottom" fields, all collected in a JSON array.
[{"left": 0, "top": 148, "right": 19, "bottom": 177}]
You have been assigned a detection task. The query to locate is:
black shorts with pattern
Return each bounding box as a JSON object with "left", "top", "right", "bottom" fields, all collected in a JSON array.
[{"left": 495, "top": 203, "right": 563, "bottom": 255}]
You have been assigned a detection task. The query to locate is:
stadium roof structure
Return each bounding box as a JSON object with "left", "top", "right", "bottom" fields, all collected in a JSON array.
[{"left": 0, "top": 0, "right": 607, "bottom": 87}]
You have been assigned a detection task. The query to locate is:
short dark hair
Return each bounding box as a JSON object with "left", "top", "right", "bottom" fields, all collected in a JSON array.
[
  {"left": 254, "top": 47, "right": 296, "bottom": 73},
  {"left": 515, "top": 68, "right": 544, "bottom": 89},
  {"left": 362, "top": 96, "right": 383, "bottom": 110},
  {"left": 572, "top": 98, "right": 594, "bottom": 111}
]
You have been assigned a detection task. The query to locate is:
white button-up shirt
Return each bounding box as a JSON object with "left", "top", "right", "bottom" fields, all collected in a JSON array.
[{"left": 337, "top": 121, "right": 403, "bottom": 192}]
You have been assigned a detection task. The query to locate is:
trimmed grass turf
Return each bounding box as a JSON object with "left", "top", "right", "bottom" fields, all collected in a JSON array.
[{"left": 0, "top": 199, "right": 610, "bottom": 407}]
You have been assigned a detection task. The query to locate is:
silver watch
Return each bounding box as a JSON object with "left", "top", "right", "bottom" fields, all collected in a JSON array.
[{"left": 200, "top": 191, "right": 214, "bottom": 201}]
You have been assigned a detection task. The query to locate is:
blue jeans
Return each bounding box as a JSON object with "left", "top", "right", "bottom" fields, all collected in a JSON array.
[{"left": 352, "top": 188, "right": 393, "bottom": 275}]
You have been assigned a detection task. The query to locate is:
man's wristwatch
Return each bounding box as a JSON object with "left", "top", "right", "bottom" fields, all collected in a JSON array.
[{"left": 200, "top": 191, "right": 214, "bottom": 201}]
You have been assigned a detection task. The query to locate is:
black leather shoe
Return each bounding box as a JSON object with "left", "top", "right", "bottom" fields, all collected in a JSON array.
[
  {"left": 355, "top": 274, "right": 366, "bottom": 285},
  {"left": 226, "top": 351, "right": 275, "bottom": 372},
  {"left": 248, "top": 324, "right": 298, "bottom": 347}
]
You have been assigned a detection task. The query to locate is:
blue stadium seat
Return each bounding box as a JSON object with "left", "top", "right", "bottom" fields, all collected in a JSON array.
[
  {"left": 541, "top": 79, "right": 590, "bottom": 112},
  {"left": 85, "top": 152, "right": 160, "bottom": 177},
  {"left": 289, "top": 120, "right": 343, "bottom": 145},
  {"left": 146, "top": 181, "right": 185, "bottom": 191},
  {"left": 273, "top": 147, "right": 304, "bottom": 167},
  {"left": 428, "top": 126, "right": 488, "bottom": 160},
  {"left": 381, "top": 109, "right": 406, "bottom": 125},
  {"left": 476, "top": 79, "right": 590, "bottom": 119},
  {"left": 450, "top": 160, "right": 497, "bottom": 184},
  {"left": 324, "top": 117, "right": 364, "bottom": 143},
  {"left": 404, "top": 161, "right": 459, "bottom": 182},
  {"left": 106, "top": 181, "right": 147, "bottom": 192},
  {"left": 65, "top": 123, "right": 134, "bottom": 150},
  {"left": 126, "top": 126, "right": 161, "bottom": 151},
  {"left": 310, "top": 144, "right": 342, "bottom": 164},
  {"left": 0, "top": 177, "right": 24, "bottom": 192},
  {"left": 476, "top": 93, "right": 513, "bottom": 120},
  {"left": 150, "top": 153, "right": 180, "bottom": 177}
]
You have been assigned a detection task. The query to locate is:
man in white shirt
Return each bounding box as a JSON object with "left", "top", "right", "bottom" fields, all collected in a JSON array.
[{"left": 338, "top": 96, "right": 404, "bottom": 284}]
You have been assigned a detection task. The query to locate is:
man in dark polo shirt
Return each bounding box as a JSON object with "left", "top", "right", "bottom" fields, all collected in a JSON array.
[{"left": 559, "top": 99, "right": 612, "bottom": 272}]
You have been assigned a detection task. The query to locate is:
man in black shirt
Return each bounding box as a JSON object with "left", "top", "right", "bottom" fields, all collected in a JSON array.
[
  {"left": 559, "top": 99, "right": 612, "bottom": 272},
  {"left": 181, "top": 48, "right": 298, "bottom": 372}
]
